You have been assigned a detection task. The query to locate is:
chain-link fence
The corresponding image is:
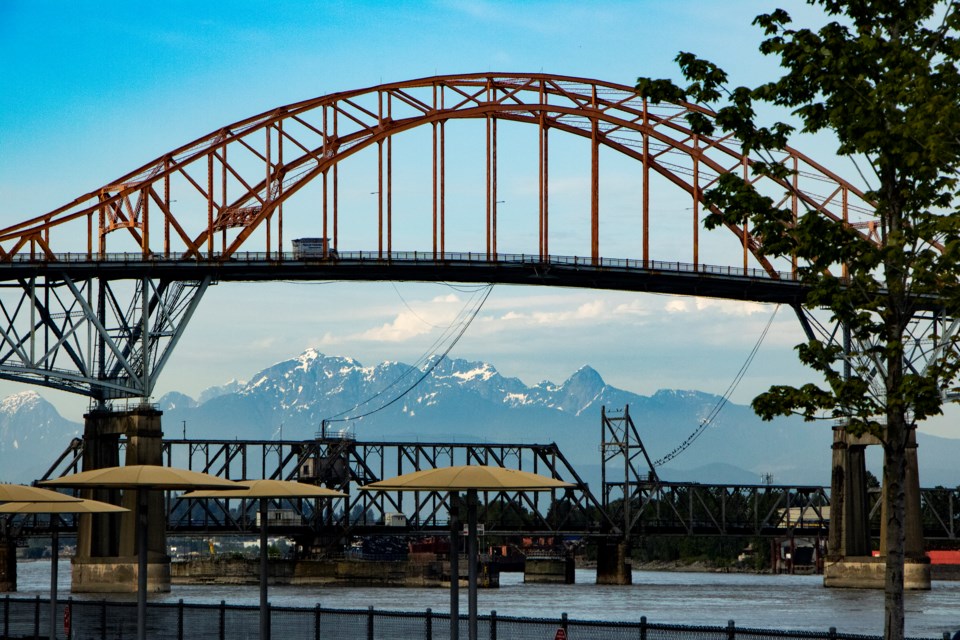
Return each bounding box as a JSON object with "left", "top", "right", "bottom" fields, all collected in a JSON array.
[{"left": 0, "top": 595, "right": 947, "bottom": 640}]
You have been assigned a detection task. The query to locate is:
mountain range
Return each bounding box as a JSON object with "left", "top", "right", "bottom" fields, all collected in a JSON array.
[{"left": 2, "top": 348, "right": 959, "bottom": 488}]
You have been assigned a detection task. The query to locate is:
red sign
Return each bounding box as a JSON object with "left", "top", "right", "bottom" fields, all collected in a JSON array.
[{"left": 554, "top": 628, "right": 567, "bottom": 640}]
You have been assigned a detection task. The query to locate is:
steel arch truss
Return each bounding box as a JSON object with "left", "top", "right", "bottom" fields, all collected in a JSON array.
[
  {"left": 0, "top": 74, "right": 875, "bottom": 277},
  {"left": 0, "top": 274, "right": 210, "bottom": 400}
]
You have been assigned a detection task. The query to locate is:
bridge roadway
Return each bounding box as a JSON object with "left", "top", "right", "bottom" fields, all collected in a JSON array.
[
  {"left": 0, "top": 251, "right": 808, "bottom": 305},
  {"left": 9, "top": 435, "right": 959, "bottom": 546}
]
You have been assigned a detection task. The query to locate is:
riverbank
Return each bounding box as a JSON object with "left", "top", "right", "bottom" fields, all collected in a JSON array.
[
  {"left": 171, "top": 555, "right": 502, "bottom": 587},
  {"left": 580, "top": 558, "right": 772, "bottom": 574},
  {"left": 630, "top": 559, "right": 769, "bottom": 573}
]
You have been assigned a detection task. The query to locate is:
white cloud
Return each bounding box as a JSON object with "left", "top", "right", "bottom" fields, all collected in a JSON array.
[
  {"left": 576, "top": 300, "right": 605, "bottom": 318},
  {"left": 694, "top": 298, "right": 768, "bottom": 316},
  {"left": 251, "top": 336, "right": 278, "bottom": 349},
  {"left": 611, "top": 300, "right": 653, "bottom": 317},
  {"left": 665, "top": 299, "right": 690, "bottom": 314},
  {"left": 314, "top": 332, "right": 341, "bottom": 346},
  {"left": 356, "top": 315, "right": 432, "bottom": 342},
  {"left": 495, "top": 298, "right": 609, "bottom": 327},
  {"left": 663, "top": 297, "right": 770, "bottom": 317}
]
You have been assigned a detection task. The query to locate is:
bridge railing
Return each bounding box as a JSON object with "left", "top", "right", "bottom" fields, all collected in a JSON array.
[{"left": 0, "top": 250, "right": 801, "bottom": 282}]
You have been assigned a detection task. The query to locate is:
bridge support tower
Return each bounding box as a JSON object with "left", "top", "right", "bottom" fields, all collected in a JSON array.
[
  {"left": 72, "top": 405, "right": 170, "bottom": 593},
  {"left": 597, "top": 405, "right": 657, "bottom": 585},
  {"left": 823, "top": 423, "right": 929, "bottom": 590},
  {"left": 595, "top": 539, "right": 632, "bottom": 585}
]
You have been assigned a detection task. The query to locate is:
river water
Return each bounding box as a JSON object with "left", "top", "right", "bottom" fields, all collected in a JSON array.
[{"left": 10, "top": 560, "right": 960, "bottom": 638}]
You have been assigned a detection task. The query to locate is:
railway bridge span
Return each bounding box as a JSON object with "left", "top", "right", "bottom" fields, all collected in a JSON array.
[{"left": 7, "top": 432, "right": 958, "bottom": 567}]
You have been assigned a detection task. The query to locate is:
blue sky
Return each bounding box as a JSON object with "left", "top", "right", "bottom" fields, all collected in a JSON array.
[{"left": 2, "top": 1, "right": 955, "bottom": 438}]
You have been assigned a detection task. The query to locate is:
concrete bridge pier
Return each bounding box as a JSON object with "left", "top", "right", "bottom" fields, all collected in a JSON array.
[
  {"left": 72, "top": 405, "right": 170, "bottom": 593},
  {"left": 524, "top": 556, "right": 575, "bottom": 584},
  {"left": 595, "top": 539, "right": 632, "bottom": 585},
  {"left": 823, "top": 424, "right": 930, "bottom": 590},
  {"left": 0, "top": 540, "right": 15, "bottom": 592}
]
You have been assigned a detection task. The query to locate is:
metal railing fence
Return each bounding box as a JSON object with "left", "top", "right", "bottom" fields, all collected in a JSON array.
[
  {"left": 0, "top": 595, "right": 947, "bottom": 640},
  {"left": 0, "top": 250, "right": 800, "bottom": 283}
]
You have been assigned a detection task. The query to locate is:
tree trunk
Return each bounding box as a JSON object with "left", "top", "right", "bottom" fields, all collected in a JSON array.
[{"left": 883, "top": 407, "right": 908, "bottom": 640}]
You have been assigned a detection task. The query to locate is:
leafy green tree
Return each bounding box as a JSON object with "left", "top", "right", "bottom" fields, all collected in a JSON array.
[
  {"left": 477, "top": 498, "right": 534, "bottom": 529},
  {"left": 637, "top": 3, "right": 960, "bottom": 639}
]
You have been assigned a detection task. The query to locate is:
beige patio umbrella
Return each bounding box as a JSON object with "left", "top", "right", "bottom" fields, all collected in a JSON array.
[
  {"left": 0, "top": 498, "right": 128, "bottom": 640},
  {"left": 0, "top": 484, "right": 82, "bottom": 503},
  {"left": 360, "top": 466, "right": 574, "bottom": 640},
  {"left": 183, "top": 479, "right": 347, "bottom": 640},
  {"left": 41, "top": 465, "right": 243, "bottom": 640},
  {"left": 40, "top": 465, "right": 244, "bottom": 490}
]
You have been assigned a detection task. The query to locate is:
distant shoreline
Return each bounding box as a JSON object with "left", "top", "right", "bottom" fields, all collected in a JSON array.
[{"left": 578, "top": 559, "right": 771, "bottom": 574}]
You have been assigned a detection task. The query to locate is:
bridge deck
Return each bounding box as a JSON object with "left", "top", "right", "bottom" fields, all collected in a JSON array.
[{"left": 0, "top": 251, "right": 807, "bottom": 304}]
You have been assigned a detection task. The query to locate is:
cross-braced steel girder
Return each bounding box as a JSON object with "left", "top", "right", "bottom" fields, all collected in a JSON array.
[
  {"left": 624, "top": 483, "right": 831, "bottom": 537},
  {"left": 791, "top": 304, "right": 960, "bottom": 408},
  {"left": 600, "top": 405, "right": 659, "bottom": 536},
  {"left": 32, "top": 437, "right": 612, "bottom": 538},
  {"left": 27, "top": 434, "right": 960, "bottom": 541},
  {"left": 597, "top": 405, "right": 833, "bottom": 538},
  {"left": 0, "top": 273, "right": 210, "bottom": 401}
]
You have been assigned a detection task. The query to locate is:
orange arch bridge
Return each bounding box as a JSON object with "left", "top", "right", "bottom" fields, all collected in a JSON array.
[{"left": 0, "top": 73, "right": 935, "bottom": 401}]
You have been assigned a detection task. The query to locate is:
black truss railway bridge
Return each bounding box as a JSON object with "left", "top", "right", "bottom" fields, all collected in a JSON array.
[{"left": 8, "top": 432, "right": 956, "bottom": 547}]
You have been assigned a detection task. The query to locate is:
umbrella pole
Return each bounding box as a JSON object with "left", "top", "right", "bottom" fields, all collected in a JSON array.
[
  {"left": 467, "top": 489, "right": 478, "bottom": 640},
  {"left": 50, "top": 516, "right": 59, "bottom": 640},
  {"left": 260, "top": 497, "right": 269, "bottom": 640},
  {"left": 137, "top": 488, "right": 148, "bottom": 640},
  {"left": 449, "top": 492, "right": 459, "bottom": 640}
]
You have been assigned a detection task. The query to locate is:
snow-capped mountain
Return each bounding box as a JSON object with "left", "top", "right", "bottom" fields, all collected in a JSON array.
[
  {"left": 154, "top": 348, "right": 834, "bottom": 483},
  {"left": 155, "top": 350, "right": 645, "bottom": 443},
  {"left": 0, "top": 391, "right": 82, "bottom": 482}
]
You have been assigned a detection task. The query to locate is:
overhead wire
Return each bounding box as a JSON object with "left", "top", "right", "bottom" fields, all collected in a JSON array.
[
  {"left": 652, "top": 304, "right": 780, "bottom": 467},
  {"left": 323, "top": 284, "right": 493, "bottom": 423},
  {"left": 322, "top": 284, "right": 494, "bottom": 426},
  {"left": 390, "top": 281, "right": 447, "bottom": 329}
]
